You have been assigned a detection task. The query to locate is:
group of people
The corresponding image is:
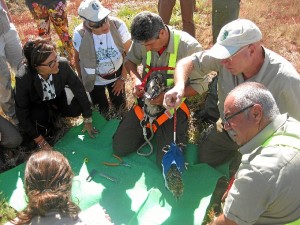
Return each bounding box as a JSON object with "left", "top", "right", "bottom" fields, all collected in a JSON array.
[{"left": 1, "top": 0, "right": 300, "bottom": 224}]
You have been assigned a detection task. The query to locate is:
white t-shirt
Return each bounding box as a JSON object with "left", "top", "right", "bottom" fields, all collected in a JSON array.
[{"left": 73, "top": 20, "right": 130, "bottom": 86}]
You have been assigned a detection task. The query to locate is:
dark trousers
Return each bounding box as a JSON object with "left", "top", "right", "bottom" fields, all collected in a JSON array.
[
  {"left": 212, "top": 0, "right": 240, "bottom": 43},
  {"left": 198, "top": 124, "right": 239, "bottom": 167},
  {"left": 113, "top": 106, "right": 188, "bottom": 167},
  {"left": 0, "top": 115, "right": 22, "bottom": 149},
  {"left": 30, "top": 89, "right": 83, "bottom": 136},
  {"left": 89, "top": 82, "right": 126, "bottom": 115},
  {"left": 89, "top": 66, "right": 126, "bottom": 115}
]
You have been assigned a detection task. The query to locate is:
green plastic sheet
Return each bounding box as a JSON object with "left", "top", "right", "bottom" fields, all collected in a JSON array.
[{"left": 0, "top": 113, "right": 228, "bottom": 225}]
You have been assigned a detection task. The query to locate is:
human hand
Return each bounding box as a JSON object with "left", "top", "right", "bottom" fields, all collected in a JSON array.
[
  {"left": 112, "top": 79, "right": 125, "bottom": 96},
  {"left": 163, "top": 85, "right": 184, "bottom": 110},
  {"left": 216, "top": 118, "right": 224, "bottom": 132},
  {"left": 149, "top": 92, "right": 165, "bottom": 106},
  {"left": 34, "top": 135, "right": 52, "bottom": 151},
  {"left": 82, "top": 120, "right": 98, "bottom": 138},
  {"left": 133, "top": 84, "right": 145, "bottom": 98},
  {"left": 221, "top": 189, "right": 229, "bottom": 202},
  {"left": 40, "top": 142, "right": 53, "bottom": 151}
]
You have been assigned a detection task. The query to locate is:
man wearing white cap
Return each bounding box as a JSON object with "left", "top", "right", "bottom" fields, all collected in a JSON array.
[
  {"left": 73, "top": 0, "right": 131, "bottom": 116},
  {"left": 163, "top": 19, "right": 300, "bottom": 167}
]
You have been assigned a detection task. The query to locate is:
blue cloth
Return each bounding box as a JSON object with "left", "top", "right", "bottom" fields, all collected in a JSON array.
[{"left": 162, "top": 142, "right": 185, "bottom": 176}]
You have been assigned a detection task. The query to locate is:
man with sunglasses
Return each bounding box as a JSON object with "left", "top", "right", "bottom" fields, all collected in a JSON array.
[
  {"left": 73, "top": 0, "right": 131, "bottom": 117},
  {"left": 210, "top": 82, "right": 300, "bottom": 225},
  {"left": 163, "top": 19, "right": 300, "bottom": 168}
]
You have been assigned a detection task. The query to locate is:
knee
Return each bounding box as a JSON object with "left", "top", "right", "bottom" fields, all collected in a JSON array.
[
  {"left": 198, "top": 146, "right": 217, "bottom": 166},
  {"left": 112, "top": 139, "right": 126, "bottom": 156},
  {"left": 2, "top": 134, "right": 23, "bottom": 149},
  {"left": 112, "top": 134, "right": 131, "bottom": 156}
]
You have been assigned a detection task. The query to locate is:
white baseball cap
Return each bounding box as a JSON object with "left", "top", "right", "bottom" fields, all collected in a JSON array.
[
  {"left": 207, "top": 19, "right": 262, "bottom": 59},
  {"left": 78, "top": 0, "right": 111, "bottom": 22}
]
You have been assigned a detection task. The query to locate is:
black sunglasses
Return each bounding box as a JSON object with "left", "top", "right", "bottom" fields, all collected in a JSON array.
[{"left": 87, "top": 16, "right": 108, "bottom": 29}]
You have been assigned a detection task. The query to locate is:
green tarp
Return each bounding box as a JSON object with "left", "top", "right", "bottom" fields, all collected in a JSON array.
[{"left": 0, "top": 113, "right": 229, "bottom": 225}]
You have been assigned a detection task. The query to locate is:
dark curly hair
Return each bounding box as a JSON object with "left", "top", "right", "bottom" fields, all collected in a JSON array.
[
  {"left": 130, "top": 11, "right": 165, "bottom": 42},
  {"left": 11, "top": 150, "right": 80, "bottom": 224}
]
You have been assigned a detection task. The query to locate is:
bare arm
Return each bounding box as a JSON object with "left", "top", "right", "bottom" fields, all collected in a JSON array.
[
  {"left": 174, "top": 56, "right": 195, "bottom": 88},
  {"left": 163, "top": 56, "right": 195, "bottom": 109},
  {"left": 74, "top": 50, "right": 82, "bottom": 80},
  {"left": 120, "top": 39, "right": 132, "bottom": 80},
  {"left": 125, "top": 59, "right": 142, "bottom": 82},
  {"left": 210, "top": 214, "right": 238, "bottom": 225},
  {"left": 112, "top": 39, "right": 132, "bottom": 96},
  {"left": 124, "top": 59, "right": 144, "bottom": 98}
]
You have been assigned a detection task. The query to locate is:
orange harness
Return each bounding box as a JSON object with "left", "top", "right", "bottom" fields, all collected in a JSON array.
[{"left": 134, "top": 101, "right": 190, "bottom": 133}]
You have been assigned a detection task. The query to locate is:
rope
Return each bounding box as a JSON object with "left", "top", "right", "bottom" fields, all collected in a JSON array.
[{"left": 137, "top": 116, "right": 154, "bottom": 156}]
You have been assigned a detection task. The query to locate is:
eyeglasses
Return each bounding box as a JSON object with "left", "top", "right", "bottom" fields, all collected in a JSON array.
[
  {"left": 87, "top": 17, "right": 108, "bottom": 29},
  {"left": 40, "top": 54, "right": 60, "bottom": 68},
  {"left": 221, "top": 45, "right": 250, "bottom": 63},
  {"left": 224, "top": 104, "right": 254, "bottom": 127}
]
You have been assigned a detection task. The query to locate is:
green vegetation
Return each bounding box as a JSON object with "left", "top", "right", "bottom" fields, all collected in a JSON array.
[{"left": 0, "top": 192, "right": 16, "bottom": 224}]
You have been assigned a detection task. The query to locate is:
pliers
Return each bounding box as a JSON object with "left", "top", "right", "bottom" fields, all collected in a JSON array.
[
  {"left": 86, "top": 169, "right": 118, "bottom": 183},
  {"left": 103, "top": 154, "right": 131, "bottom": 167}
]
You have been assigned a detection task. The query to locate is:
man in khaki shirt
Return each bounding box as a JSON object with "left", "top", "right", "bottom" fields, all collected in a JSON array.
[
  {"left": 112, "top": 11, "right": 208, "bottom": 166},
  {"left": 163, "top": 19, "right": 300, "bottom": 167},
  {"left": 211, "top": 82, "right": 300, "bottom": 225}
]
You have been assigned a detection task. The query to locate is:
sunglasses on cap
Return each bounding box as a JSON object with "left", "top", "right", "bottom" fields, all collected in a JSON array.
[{"left": 87, "top": 16, "right": 108, "bottom": 29}]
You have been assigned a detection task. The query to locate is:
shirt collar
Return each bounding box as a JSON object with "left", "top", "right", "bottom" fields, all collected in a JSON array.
[
  {"left": 239, "top": 113, "right": 288, "bottom": 155},
  {"left": 38, "top": 74, "right": 53, "bottom": 82},
  {"left": 165, "top": 25, "right": 176, "bottom": 54}
]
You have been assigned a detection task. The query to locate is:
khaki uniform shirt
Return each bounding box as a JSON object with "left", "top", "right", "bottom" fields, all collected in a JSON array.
[
  {"left": 191, "top": 47, "right": 300, "bottom": 121},
  {"left": 223, "top": 114, "right": 300, "bottom": 224},
  {"left": 126, "top": 26, "right": 209, "bottom": 94}
]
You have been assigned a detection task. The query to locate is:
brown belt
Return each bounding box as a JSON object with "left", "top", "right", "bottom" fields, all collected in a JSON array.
[
  {"left": 97, "top": 66, "right": 122, "bottom": 80},
  {"left": 96, "top": 72, "right": 119, "bottom": 80}
]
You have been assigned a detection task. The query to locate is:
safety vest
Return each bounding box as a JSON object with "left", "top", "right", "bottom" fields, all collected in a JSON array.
[
  {"left": 264, "top": 135, "right": 300, "bottom": 225},
  {"left": 262, "top": 134, "right": 300, "bottom": 150},
  {"left": 145, "top": 29, "right": 180, "bottom": 86},
  {"left": 134, "top": 30, "right": 189, "bottom": 132},
  {"left": 226, "top": 134, "right": 300, "bottom": 225}
]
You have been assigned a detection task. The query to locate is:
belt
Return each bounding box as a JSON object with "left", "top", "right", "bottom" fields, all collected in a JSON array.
[{"left": 96, "top": 72, "right": 119, "bottom": 80}]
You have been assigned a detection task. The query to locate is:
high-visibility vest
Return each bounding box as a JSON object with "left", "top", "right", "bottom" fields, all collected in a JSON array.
[
  {"left": 134, "top": 30, "right": 189, "bottom": 130},
  {"left": 225, "top": 134, "right": 300, "bottom": 225},
  {"left": 263, "top": 135, "right": 300, "bottom": 225},
  {"left": 145, "top": 30, "right": 180, "bottom": 77}
]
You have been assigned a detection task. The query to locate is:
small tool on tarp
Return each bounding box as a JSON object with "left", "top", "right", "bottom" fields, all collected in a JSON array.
[
  {"left": 86, "top": 169, "right": 118, "bottom": 183},
  {"left": 162, "top": 109, "right": 185, "bottom": 199},
  {"left": 103, "top": 154, "right": 131, "bottom": 168}
]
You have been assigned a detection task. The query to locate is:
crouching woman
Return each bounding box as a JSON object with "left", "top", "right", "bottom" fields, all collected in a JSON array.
[{"left": 15, "top": 38, "right": 97, "bottom": 149}]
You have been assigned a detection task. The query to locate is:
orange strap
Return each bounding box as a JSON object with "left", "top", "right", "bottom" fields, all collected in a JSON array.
[{"left": 133, "top": 102, "right": 190, "bottom": 133}]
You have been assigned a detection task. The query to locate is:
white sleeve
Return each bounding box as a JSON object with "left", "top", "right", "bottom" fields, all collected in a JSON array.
[
  {"left": 117, "top": 21, "right": 131, "bottom": 44},
  {"left": 73, "top": 25, "right": 83, "bottom": 52}
]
